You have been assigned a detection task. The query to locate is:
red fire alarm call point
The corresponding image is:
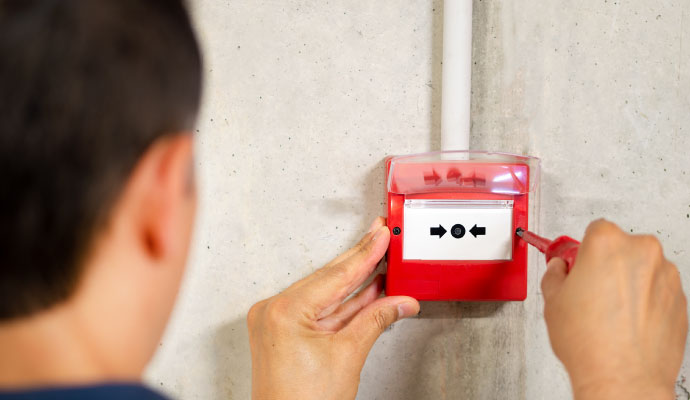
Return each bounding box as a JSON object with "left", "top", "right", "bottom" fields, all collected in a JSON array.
[{"left": 385, "top": 151, "right": 540, "bottom": 301}]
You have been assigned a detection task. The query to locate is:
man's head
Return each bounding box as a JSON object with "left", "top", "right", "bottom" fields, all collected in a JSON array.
[{"left": 0, "top": 0, "right": 202, "bottom": 374}]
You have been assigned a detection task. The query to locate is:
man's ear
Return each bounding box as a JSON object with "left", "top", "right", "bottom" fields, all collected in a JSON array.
[{"left": 123, "top": 133, "right": 196, "bottom": 262}]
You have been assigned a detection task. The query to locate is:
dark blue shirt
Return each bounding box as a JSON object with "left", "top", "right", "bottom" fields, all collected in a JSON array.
[{"left": 0, "top": 383, "right": 169, "bottom": 400}]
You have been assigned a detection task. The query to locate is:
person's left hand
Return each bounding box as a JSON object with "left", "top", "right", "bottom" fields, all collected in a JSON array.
[{"left": 247, "top": 217, "right": 420, "bottom": 400}]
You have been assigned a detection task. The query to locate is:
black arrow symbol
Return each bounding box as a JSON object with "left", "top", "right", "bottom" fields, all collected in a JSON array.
[
  {"left": 469, "top": 224, "right": 486, "bottom": 238},
  {"left": 430, "top": 225, "right": 447, "bottom": 238}
]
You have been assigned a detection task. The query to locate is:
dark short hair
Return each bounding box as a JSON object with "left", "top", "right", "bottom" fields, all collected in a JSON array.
[{"left": 0, "top": 0, "right": 203, "bottom": 319}]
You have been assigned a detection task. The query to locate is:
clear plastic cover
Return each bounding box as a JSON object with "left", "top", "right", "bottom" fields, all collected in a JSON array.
[{"left": 387, "top": 150, "right": 541, "bottom": 195}]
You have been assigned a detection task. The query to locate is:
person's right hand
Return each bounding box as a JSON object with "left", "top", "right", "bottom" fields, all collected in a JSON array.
[{"left": 542, "top": 220, "right": 688, "bottom": 400}]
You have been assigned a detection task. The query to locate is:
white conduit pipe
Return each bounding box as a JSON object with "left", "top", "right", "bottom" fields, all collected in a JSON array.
[{"left": 440, "top": 0, "right": 473, "bottom": 151}]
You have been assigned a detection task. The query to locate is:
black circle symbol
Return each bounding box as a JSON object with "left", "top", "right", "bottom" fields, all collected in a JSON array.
[
  {"left": 392, "top": 227, "right": 401, "bottom": 235},
  {"left": 451, "top": 224, "right": 465, "bottom": 239}
]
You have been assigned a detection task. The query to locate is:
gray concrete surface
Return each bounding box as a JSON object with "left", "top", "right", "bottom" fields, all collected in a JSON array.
[{"left": 145, "top": 1, "right": 690, "bottom": 398}]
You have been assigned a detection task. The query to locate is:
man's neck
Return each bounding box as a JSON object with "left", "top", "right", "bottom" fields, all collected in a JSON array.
[{"left": 0, "top": 304, "right": 128, "bottom": 389}]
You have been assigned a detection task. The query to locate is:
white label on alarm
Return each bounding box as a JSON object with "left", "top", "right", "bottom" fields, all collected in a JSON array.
[{"left": 402, "top": 199, "right": 514, "bottom": 261}]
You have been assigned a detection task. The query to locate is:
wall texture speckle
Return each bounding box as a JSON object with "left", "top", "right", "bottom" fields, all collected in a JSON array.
[{"left": 145, "top": 1, "right": 690, "bottom": 398}]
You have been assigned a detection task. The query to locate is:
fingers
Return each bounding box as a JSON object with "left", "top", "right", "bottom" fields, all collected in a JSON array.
[
  {"left": 287, "top": 218, "right": 391, "bottom": 319},
  {"left": 339, "top": 296, "right": 419, "bottom": 351},
  {"left": 328, "top": 225, "right": 389, "bottom": 294},
  {"left": 542, "top": 257, "right": 568, "bottom": 302},
  {"left": 316, "top": 275, "right": 384, "bottom": 332}
]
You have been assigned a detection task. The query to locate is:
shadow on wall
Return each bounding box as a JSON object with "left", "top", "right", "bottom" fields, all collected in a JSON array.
[
  {"left": 419, "top": 301, "right": 505, "bottom": 319},
  {"left": 212, "top": 318, "right": 252, "bottom": 400}
]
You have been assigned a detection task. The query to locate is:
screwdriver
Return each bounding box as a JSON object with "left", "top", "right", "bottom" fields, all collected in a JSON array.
[{"left": 515, "top": 227, "right": 580, "bottom": 272}]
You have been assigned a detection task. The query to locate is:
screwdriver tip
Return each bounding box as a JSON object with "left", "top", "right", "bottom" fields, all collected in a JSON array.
[{"left": 515, "top": 227, "right": 525, "bottom": 237}]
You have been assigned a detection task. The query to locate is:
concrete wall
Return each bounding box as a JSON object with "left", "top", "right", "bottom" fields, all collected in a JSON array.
[{"left": 145, "top": 1, "right": 690, "bottom": 398}]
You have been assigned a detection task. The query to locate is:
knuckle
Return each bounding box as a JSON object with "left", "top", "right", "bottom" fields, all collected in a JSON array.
[
  {"left": 264, "top": 296, "right": 293, "bottom": 327},
  {"left": 355, "top": 238, "right": 373, "bottom": 257},
  {"left": 328, "top": 262, "right": 352, "bottom": 285},
  {"left": 640, "top": 235, "right": 663, "bottom": 258},
  {"left": 351, "top": 237, "right": 369, "bottom": 255},
  {"left": 585, "top": 219, "right": 619, "bottom": 238},
  {"left": 372, "top": 307, "right": 394, "bottom": 333},
  {"left": 328, "top": 240, "right": 375, "bottom": 282},
  {"left": 583, "top": 220, "right": 622, "bottom": 252}
]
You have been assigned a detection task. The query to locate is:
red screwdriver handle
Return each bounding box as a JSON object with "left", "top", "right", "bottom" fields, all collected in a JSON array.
[{"left": 545, "top": 236, "right": 580, "bottom": 272}]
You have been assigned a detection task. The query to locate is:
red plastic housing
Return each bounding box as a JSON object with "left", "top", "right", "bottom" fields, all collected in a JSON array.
[{"left": 385, "top": 154, "right": 534, "bottom": 301}]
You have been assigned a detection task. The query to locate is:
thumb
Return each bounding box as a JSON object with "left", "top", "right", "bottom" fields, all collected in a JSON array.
[
  {"left": 341, "top": 296, "right": 419, "bottom": 352},
  {"left": 541, "top": 257, "right": 568, "bottom": 302}
]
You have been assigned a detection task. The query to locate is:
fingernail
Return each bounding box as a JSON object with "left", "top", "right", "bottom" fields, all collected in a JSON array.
[
  {"left": 368, "top": 218, "right": 382, "bottom": 234},
  {"left": 397, "top": 301, "right": 419, "bottom": 319}
]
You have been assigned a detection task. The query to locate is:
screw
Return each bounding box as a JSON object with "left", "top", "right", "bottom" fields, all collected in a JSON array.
[{"left": 392, "top": 227, "right": 401, "bottom": 235}]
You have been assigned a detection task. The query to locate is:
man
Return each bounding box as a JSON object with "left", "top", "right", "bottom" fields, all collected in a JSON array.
[{"left": 0, "top": 1, "right": 686, "bottom": 400}]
